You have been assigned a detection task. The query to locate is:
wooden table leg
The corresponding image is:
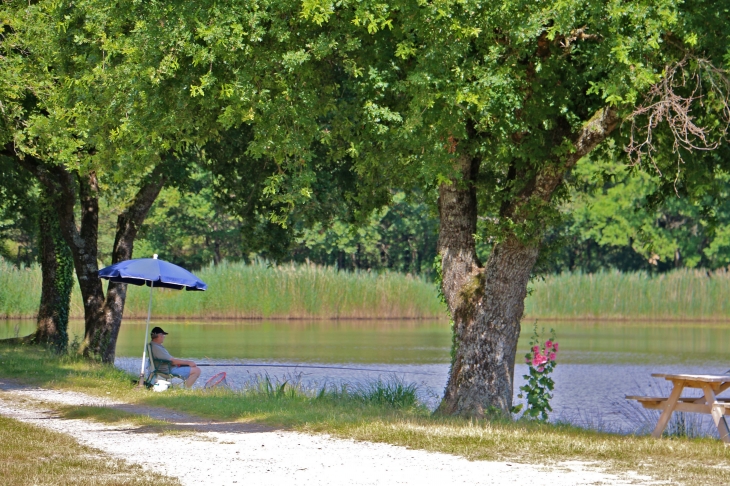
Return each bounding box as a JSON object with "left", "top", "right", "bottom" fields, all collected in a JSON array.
[
  {"left": 702, "top": 384, "right": 730, "bottom": 443},
  {"left": 716, "top": 382, "right": 730, "bottom": 396},
  {"left": 652, "top": 381, "right": 685, "bottom": 438}
]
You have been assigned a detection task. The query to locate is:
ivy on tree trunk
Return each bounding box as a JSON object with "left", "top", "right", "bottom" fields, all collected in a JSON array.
[
  {"left": 0, "top": 189, "right": 73, "bottom": 352},
  {"left": 34, "top": 192, "right": 74, "bottom": 353}
]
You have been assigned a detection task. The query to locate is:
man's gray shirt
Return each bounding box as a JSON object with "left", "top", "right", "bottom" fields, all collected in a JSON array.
[{"left": 150, "top": 342, "right": 174, "bottom": 374}]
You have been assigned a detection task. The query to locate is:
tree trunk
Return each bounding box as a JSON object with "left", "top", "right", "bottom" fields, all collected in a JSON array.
[
  {"left": 59, "top": 170, "right": 109, "bottom": 358},
  {"left": 437, "top": 108, "right": 619, "bottom": 417},
  {"left": 92, "top": 166, "right": 167, "bottom": 362},
  {"left": 10, "top": 147, "right": 168, "bottom": 363},
  {"left": 33, "top": 194, "right": 74, "bottom": 352},
  {"left": 213, "top": 240, "right": 222, "bottom": 265},
  {"left": 436, "top": 155, "right": 538, "bottom": 416},
  {"left": 438, "top": 233, "right": 538, "bottom": 417}
]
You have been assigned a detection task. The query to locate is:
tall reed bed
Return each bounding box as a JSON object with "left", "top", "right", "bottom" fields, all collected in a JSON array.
[
  {"left": 122, "top": 260, "right": 444, "bottom": 319},
  {"left": 8, "top": 258, "right": 730, "bottom": 320},
  {"left": 0, "top": 259, "right": 443, "bottom": 319},
  {"left": 524, "top": 268, "right": 730, "bottom": 320},
  {"left": 0, "top": 259, "right": 85, "bottom": 319},
  {"left": 0, "top": 260, "right": 43, "bottom": 319}
]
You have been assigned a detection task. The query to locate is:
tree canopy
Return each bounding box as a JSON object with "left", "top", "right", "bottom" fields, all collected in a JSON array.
[{"left": 3, "top": 0, "right": 729, "bottom": 412}]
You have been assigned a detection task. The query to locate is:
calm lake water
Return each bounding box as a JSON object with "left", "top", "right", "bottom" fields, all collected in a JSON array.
[{"left": 3, "top": 319, "right": 729, "bottom": 433}]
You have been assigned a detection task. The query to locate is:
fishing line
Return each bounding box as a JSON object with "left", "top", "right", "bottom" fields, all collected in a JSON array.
[{"left": 193, "top": 363, "right": 439, "bottom": 376}]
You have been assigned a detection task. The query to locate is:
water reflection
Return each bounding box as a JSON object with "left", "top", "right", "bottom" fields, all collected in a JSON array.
[{"left": 5, "top": 319, "right": 730, "bottom": 363}]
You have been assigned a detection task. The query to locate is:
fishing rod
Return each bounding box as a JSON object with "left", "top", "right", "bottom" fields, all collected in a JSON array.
[{"left": 193, "top": 363, "right": 438, "bottom": 376}]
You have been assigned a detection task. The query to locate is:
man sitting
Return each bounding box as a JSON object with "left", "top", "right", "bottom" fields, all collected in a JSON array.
[{"left": 149, "top": 326, "right": 201, "bottom": 387}]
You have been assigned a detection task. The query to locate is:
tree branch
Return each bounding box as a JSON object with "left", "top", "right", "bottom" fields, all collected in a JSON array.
[
  {"left": 627, "top": 57, "right": 730, "bottom": 174},
  {"left": 504, "top": 106, "right": 619, "bottom": 220}
]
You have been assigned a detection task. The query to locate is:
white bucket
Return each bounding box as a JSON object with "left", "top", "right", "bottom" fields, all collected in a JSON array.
[{"left": 153, "top": 379, "right": 171, "bottom": 392}]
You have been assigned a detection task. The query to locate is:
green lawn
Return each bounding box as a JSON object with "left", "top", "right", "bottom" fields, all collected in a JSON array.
[{"left": 1, "top": 343, "right": 729, "bottom": 485}]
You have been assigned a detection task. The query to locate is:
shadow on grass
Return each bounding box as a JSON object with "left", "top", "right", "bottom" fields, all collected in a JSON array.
[
  {"left": 0, "top": 342, "right": 138, "bottom": 390},
  {"left": 54, "top": 404, "right": 276, "bottom": 435}
]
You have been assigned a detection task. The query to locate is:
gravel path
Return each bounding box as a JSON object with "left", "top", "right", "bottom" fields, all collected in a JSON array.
[{"left": 0, "top": 380, "right": 658, "bottom": 485}]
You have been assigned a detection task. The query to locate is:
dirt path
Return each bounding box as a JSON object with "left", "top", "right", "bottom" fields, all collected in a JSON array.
[{"left": 0, "top": 380, "right": 659, "bottom": 485}]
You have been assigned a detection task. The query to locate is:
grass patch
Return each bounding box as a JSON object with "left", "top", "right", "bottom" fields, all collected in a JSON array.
[
  {"left": 0, "top": 414, "right": 180, "bottom": 486},
  {"left": 136, "top": 373, "right": 427, "bottom": 430},
  {"left": 318, "top": 418, "right": 730, "bottom": 484},
  {"left": 2, "top": 343, "right": 730, "bottom": 484},
  {"left": 0, "top": 343, "right": 141, "bottom": 397},
  {"left": 0, "top": 259, "right": 44, "bottom": 319}
]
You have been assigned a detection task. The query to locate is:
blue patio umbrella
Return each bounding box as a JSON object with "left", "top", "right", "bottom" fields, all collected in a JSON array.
[{"left": 99, "top": 254, "right": 207, "bottom": 384}]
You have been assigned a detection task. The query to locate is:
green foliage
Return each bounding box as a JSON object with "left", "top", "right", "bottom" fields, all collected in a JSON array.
[
  {"left": 6, "top": 0, "right": 719, "bottom": 238},
  {"left": 516, "top": 325, "right": 558, "bottom": 422},
  {"left": 134, "top": 170, "right": 246, "bottom": 268},
  {"left": 545, "top": 147, "right": 730, "bottom": 273},
  {"left": 292, "top": 191, "right": 438, "bottom": 274},
  {"left": 3, "top": 0, "right": 729, "bottom": 276},
  {"left": 131, "top": 178, "right": 438, "bottom": 274},
  {"left": 0, "top": 154, "right": 39, "bottom": 267}
]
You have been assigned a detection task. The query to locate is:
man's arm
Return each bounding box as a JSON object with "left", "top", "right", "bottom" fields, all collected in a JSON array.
[
  {"left": 151, "top": 344, "right": 196, "bottom": 367},
  {"left": 170, "top": 357, "right": 197, "bottom": 367}
]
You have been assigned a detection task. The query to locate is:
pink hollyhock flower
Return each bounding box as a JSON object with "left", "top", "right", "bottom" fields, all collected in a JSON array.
[
  {"left": 525, "top": 357, "right": 531, "bottom": 364},
  {"left": 553, "top": 343, "right": 559, "bottom": 352},
  {"left": 545, "top": 340, "right": 553, "bottom": 348},
  {"left": 532, "top": 345, "right": 540, "bottom": 354},
  {"left": 532, "top": 353, "right": 548, "bottom": 367},
  {"left": 549, "top": 352, "right": 556, "bottom": 361},
  {"left": 537, "top": 366, "right": 545, "bottom": 372}
]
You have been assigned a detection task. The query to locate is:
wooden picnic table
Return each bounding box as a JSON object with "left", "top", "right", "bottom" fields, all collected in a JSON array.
[{"left": 626, "top": 373, "right": 730, "bottom": 442}]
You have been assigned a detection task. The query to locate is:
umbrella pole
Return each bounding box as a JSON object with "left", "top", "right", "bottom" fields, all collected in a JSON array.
[{"left": 138, "top": 281, "right": 154, "bottom": 387}]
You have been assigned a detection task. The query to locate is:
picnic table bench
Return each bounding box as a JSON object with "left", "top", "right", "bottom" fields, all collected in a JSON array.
[{"left": 626, "top": 373, "right": 730, "bottom": 442}]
